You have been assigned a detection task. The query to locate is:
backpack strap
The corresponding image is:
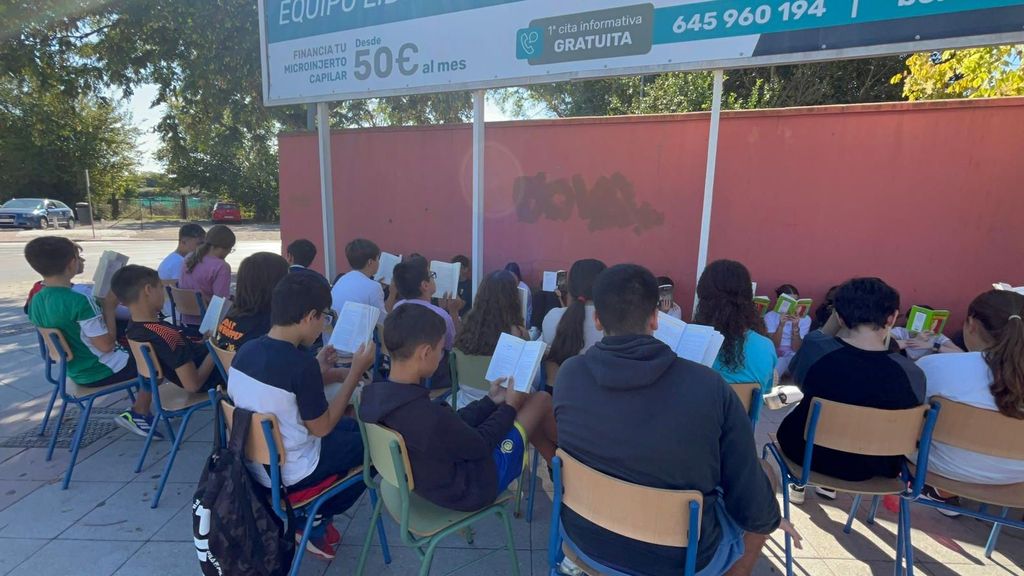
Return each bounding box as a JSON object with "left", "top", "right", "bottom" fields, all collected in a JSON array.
[{"left": 228, "top": 407, "right": 254, "bottom": 456}]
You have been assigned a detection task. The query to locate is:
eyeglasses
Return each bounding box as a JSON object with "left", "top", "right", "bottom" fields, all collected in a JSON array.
[
  {"left": 322, "top": 309, "right": 337, "bottom": 325},
  {"left": 429, "top": 271, "right": 437, "bottom": 279}
]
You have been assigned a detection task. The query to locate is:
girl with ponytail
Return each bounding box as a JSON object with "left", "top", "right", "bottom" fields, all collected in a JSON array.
[
  {"left": 543, "top": 259, "right": 607, "bottom": 366},
  {"left": 178, "top": 224, "right": 237, "bottom": 326},
  {"left": 918, "top": 289, "right": 1024, "bottom": 485},
  {"left": 694, "top": 260, "right": 776, "bottom": 392}
]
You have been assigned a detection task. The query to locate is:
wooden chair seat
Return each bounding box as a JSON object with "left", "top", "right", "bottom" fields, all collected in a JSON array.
[
  {"left": 908, "top": 464, "right": 1024, "bottom": 508},
  {"left": 769, "top": 434, "right": 906, "bottom": 496},
  {"left": 562, "top": 541, "right": 608, "bottom": 576},
  {"left": 158, "top": 383, "right": 212, "bottom": 412},
  {"left": 286, "top": 467, "right": 364, "bottom": 509},
  {"left": 66, "top": 377, "right": 138, "bottom": 399},
  {"left": 378, "top": 481, "right": 513, "bottom": 538}
]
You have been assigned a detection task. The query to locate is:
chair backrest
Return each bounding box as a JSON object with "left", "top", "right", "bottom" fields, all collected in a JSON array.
[
  {"left": 452, "top": 349, "right": 491, "bottom": 392},
  {"left": 127, "top": 340, "right": 163, "bottom": 380},
  {"left": 161, "top": 279, "right": 177, "bottom": 288},
  {"left": 219, "top": 399, "right": 285, "bottom": 466},
  {"left": 806, "top": 398, "right": 929, "bottom": 456},
  {"left": 556, "top": 449, "right": 703, "bottom": 547},
  {"left": 207, "top": 340, "right": 236, "bottom": 381},
  {"left": 363, "top": 421, "right": 415, "bottom": 491},
  {"left": 37, "top": 327, "right": 73, "bottom": 363},
  {"left": 930, "top": 396, "right": 1024, "bottom": 460},
  {"left": 169, "top": 286, "right": 204, "bottom": 317},
  {"left": 730, "top": 383, "right": 759, "bottom": 415}
]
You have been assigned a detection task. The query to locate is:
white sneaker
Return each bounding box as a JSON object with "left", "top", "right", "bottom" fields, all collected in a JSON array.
[
  {"left": 558, "top": 557, "right": 584, "bottom": 576},
  {"left": 789, "top": 485, "right": 805, "bottom": 505},
  {"left": 815, "top": 487, "right": 838, "bottom": 500}
]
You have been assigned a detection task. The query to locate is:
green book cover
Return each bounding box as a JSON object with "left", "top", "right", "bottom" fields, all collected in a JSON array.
[
  {"left": 773, "top": 294, "right": 813, "bottom": 318},
  {"left": 753, "top": 296, "right": 771, "bottom": 316},
  {"left": 906, "top": 306, "right": 950, "bottom": 335}
]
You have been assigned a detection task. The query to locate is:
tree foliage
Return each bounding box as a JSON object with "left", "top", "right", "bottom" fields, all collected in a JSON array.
[{"left": 896, "top": 46, "right": 1024, "bottom": 100}]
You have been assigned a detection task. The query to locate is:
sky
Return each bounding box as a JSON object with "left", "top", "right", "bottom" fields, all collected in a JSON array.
[{"left": 125, "top": 84, "right": 529, "bottom": 173}]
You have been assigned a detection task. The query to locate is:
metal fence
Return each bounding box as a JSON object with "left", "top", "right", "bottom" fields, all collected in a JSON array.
[{"left": 115, "top": 197, "right": 219, "bottom": 221}]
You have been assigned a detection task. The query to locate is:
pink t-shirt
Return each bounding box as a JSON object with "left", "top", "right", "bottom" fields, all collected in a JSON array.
[{"left": 178, "top": 256, "right": 231, "bottom": 325}]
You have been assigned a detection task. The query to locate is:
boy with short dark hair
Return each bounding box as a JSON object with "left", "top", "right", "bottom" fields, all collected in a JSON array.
[
  {"left": 112, "top": 265, "right": 220, "bottom": 405},
  {"left": 158, "top": 223, "right": 206, "bottom": 282},
  {"left": 555, "top": 264, "right": 783, "bottom": 576},
  {"left": 330, "top": 238, "right": 392, "bottom": 319},
  {"left": 287, "top": 239, "right": 318, "bottom": 269},
  {"left": 230, "top": 273, "right": 373, "bottom": 561},
  {"left": 451, "top": 255, "right": 472, "bottom": 316},
  {"left": 359, "top": 304, "right": 558, "bottom": 512}
]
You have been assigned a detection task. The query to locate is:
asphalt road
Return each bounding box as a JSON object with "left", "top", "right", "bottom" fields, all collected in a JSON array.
[{"left": 0, "top": 239, "right": 281, "bottom": 297}]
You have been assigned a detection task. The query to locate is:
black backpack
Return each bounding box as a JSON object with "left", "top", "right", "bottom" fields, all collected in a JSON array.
[{"left": 193, "top": 398, "right": 295, "bottom": 575}]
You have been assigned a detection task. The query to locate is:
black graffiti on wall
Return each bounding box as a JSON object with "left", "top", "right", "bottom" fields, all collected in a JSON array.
[{"left": 513, "top": 172, "right": 665, "bottom": 235}]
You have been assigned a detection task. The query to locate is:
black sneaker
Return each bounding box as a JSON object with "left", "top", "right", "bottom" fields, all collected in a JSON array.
[{"left": 921, "top": 485, "right": 961, "bottom": 517}]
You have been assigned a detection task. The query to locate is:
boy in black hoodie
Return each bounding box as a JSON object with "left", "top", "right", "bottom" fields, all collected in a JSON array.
[
  {"left": 359, "top": 304, "right": 558, "bottom": 512},
  {"left": 555, "top": 264, "right": 786, "bottom": 576}
]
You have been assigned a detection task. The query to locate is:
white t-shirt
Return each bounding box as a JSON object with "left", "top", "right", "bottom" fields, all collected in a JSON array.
[
  {"left": 331, "top": 270, "right": 387, "bottom": 320},
  {"left": 541, "top": 304, "right": 603, "bottom": 355},
  {"left": 918, "top": 352, "right": 1024, "bottom": 485},
  {"left": 764, "top": 312, "right": 811, "bottom": 353},
  {"left": 158, "top": 251, "right": 185, "bottom": 281},
  {"left": 890, "top": 327, "right": 952, "bottom": 361}
]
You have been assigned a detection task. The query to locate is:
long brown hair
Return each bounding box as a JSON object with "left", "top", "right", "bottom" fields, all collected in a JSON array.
[
  {"left": 186, "top": 224, "right": 236, "bottom": 274},
  {"left": 454, "top": 270, "right": 522, "bottom": 355},
  {"left": 694, "top": 259, "right": 766, "bottom": 370},
  {"left": 549, "top": 259, "right": 607, "bottom": 365},
  {"left": 231, "top": 252, "right": 289, "bottom": 317},
  {"left": 968, "top": 290, "right": 1024, "bottom": 419}
]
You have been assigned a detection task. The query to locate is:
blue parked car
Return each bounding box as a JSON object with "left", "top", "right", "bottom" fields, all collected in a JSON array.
[{"left": 0, "top": 198, "right": 76, "bottom": 229}]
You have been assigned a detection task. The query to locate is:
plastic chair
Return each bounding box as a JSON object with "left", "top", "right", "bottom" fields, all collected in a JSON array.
[
  {"left": 355, "top": 417, "right": 521, "bottom": 576},
  {"left": 216, "top": 392, "right": 391, "bottom": 576},
  {"left": 167, "top": 286, "right": 206, "bottom": 328},
  {"left": 37, "top": 328, "right": 139, "bottom": 489},
  {"left": 127, "top": 340, "right": 213, "bottom": 507},
  {"left": 763, "top": 399, "right": 939, "bottom": 576},
  {"left": 730, "top": 382, "right": 764, "bottom": 426},
  {"left": 548, "top": 449, "right": 704, "bottom": 575},
  {"left": 206, "top": 340, "right": 236, "bottom": 384},
  {"left": 907, "top": 397, "right": 1024, "bottom": 559},
  {"left": 449, "top": 349, "right": 491, "bottom": 409}
]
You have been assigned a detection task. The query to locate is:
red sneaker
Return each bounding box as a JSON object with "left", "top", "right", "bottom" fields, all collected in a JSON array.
[
  {"left": 324, "top": 521, "right": 342, "bottom": 546},
  {"left": 296, "top": 530, "right": 336, "bottom": 561}
]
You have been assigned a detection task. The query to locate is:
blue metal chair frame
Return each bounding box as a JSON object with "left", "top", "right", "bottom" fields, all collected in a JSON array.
[
  {"left": 762, "top": 400, "right": 940, "bottom": 576},
  {"left": 40, "top": 330, "right": 139, "bottom": 489},
  {"left": 211, "top": 390, "right": 391, "bottom": 576},
  {"left": 36, "top": 332, "right": 61, "bottom": 436},
  {"left": 207, "top": 340, "right": 230, "bottom": 383},
  {"left": 132, "top": 343, "right": 213, "bottom": 508},
  {"left": 748, "top": 388, "right": 764, "bottom": 426},
  {"left": 547, "top": 455, "right": 702, "bottom": 575}
]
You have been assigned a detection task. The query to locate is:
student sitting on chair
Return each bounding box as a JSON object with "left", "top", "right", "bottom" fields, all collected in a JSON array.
[
  {"left": 917, "top": 289, "right": 1024, "bottom": 505},
  {"left": 764, "top": 284, "right": 812, "bottom": 377},
  {"left": 229, "top": 273, "right": 374, "bottom": 561},
  {"left": 24, "top": 237, "right": 140, "bottom": 427},
  {"left": 286, "top": 239, "right": 329, "bottom": 285},
  {"left": 541, "top": 259, "right": 607, "bottom": 365},
  {"left": 554, "top": 264, "right": 783, "bottom": 576},
  {"left": 890, "top": 305, "right": 963, "bottom": 361},
  {"left": 657, "top": 275, "right": 684, "bottom": 320},
  {"left": 214, "top": 252, "right": 290, "bottom": 353},
  {"left": 452, "top": 254, "right": 473, "bottom": 317},
  {"left": 178, "top": 224, "right": 236, "bottom": 328},
  {"left": 695, "top": 260, "right": 777, "bottom": 394},
  {"left": 359, "top": 304, "right": 558, "bottom": 512},
  {"left": 777, "top": 277, "right": 926, "bottom": 504},
  {"left": 392, "top": 258, "right": 463, "bottom": 388},
  {"left": 452, "top": 270, "right": 530, "bottom": 408},
  {"left": 330, "top": 238, "right": 393, "bottom": 319},
  {"left": 157, "top": 223, "right": 206, "bottom": 283}
]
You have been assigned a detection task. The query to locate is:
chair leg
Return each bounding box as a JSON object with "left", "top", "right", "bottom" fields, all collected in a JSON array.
[
  {"left": 152, "top": 410, "right": 198, "bottom": 508},
  {"left": 418, "top": 538, "right": 441, "bottom": 576},
  {"left": 164, "top": 416, "right": 177, "bottom": 443},
  {"left": 135, "top": 413, "right": 162, "bottom": 473},
  {"left": 62, "top": 399, "right": 94, "bottom": 490},
  {"left": 984, "top": 507, "right": 1010, "bottom": 559},
  {"left": 526, "top": 448, "right": 540, "bottom": 523},
  {"left": 357, "top": 494, "right": 385, "bottom": 576},
  {"left": 126, "top": 388, "right": 136, "bottom": 404},
  {"left": 867, "top": 495, "right": 881, "bottom": 525},
  {"left": 844, "top": 494, "right": 863, "bottom": 534},
  {"left": 289, "top": 510, "right": 319, "bottom": 576},
  {"left": 782, "top": 478, "right": 794, "bottom": 576},
  {"left": 38, "top": 385, "right": 60, "bottom": 436},
  {"left": 46, "top": 400, "right": 69, "bottom": 461},
  {"left": 514, "top": 467, "right": 526, "bottom": 519},
  {"left": 894, "top": 498, "right": 906, "bottom": 576},
  {"left": 369, "top": 489, "right": 391, "bottom": 565},
  {"left": 497, "top": 508, "right": 522, "bottom": 576},
  {"left": 902, "top": 497, "right": 915, "bottom": 576}
]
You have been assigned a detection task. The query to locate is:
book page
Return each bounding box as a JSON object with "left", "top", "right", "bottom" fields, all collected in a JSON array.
[
  {"left": 373, "top": 252, "right": 402, "bottom": 284},
  {"left": 92, "top": 251, "right": 129, "bottom": 298},
  {"left": 701, "top": 331, "right": 725, "bottom": 367},
  {"left": 677, "top": 324, "right": 716, "bottom": 364},
  {"left": 542, "top": 271, "right": 560, "bottom": 292},
  {"left": 907, "top": 306, "right": 930, "bottom": 334},
  {"left": 653, "top": 312, "right": 687, "bottom": 351},
  {"left": 485, "top": 333, "right": 525, "bottom": 383},
  {"left": 431, "top": 260, "right": 460, "bottom": 299},
  {"left": 511, "top": 341, "right": 546, "bottom": 393},
  {"left": 774, "top": 294, "right": 796, "bottom": 315},
  {"left": 329, "top": 302, "right": 380, "bottom": 354},
  {"left": 199, "top": 296, "right": 227, "bottom": 335}
]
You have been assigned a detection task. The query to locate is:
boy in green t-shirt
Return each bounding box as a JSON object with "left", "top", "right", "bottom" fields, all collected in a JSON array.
[{"left": 24, "top": 237, "right": 157, "bottom": 438}]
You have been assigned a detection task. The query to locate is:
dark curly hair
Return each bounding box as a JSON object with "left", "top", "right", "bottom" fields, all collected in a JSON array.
[
  {"left": 694, "top": 259, "right": 766, "bottom": 370},
  {"left": 454, "top": 270, "right": 523, "bottom": 355}
]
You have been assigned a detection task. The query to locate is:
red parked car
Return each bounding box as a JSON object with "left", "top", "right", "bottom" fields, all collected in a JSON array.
[{"left": 211, "top": 201, "right": 241, "bottom": 223}]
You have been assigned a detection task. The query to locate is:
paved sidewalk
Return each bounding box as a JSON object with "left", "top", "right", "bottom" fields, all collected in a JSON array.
[{"left": 0, "top": 326, "right": 1022, "bottom": 575}]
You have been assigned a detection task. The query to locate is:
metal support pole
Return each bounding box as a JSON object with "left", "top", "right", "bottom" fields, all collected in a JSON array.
[
  {"left": 471, "top": 90, "right": 486, "bottom": 292},
  {"left": 693, "top": 69, "right": 724, "bottom": 315},
  {"left": 317, "top": 102, "right": 337, "bottom": 280},
  {"left": 84, "top": 169, "right": 96, "bottom": 239},
  {"left": 307, "top": 104, "right": 316, "bottom": 132}
]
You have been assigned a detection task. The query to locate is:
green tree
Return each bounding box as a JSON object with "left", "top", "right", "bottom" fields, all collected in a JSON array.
[{"left": 896, "top": 46, "right": 1024, "bottom": 100}]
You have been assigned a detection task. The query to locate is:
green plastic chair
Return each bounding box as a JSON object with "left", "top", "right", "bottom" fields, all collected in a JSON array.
[
  {"left": 449, "top": 349, "right": 491, "bottom": 410},
  {"left": 355, "top": 416, "right": 521, "bottom": 576}
]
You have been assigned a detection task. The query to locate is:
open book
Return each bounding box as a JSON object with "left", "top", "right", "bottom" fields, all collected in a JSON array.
[
  {"left": 199, "top": 295, "right": 231, "bottom": 335},
  {"left": 519, "top": 286, "right": 530, "bottom": 326},
  {"left": 373, "top": 252, "right": 402, "bottom": 284},
  {"left": 753, "top": 296, "right": 771, "bottom": 316},
  {"left": 92, "top": 251, "right": 129, "bottom": 298},
  {"left": 653, "top": 312, "right": 725, "bottom": 367},
  {"left": 431, "top": 260, "right": 461, "bottom": 299},
  {"left": 774, "top": 294, "right": 813, "bottom": 318},
  {"left": 485, "top": 333, "right": 546, "bottom": 393},
  {"left": 906, "top": 306, "right": 950, "bottom": 335},
  {"left": 994, "top": 282, "right": 1024, "bottom": 295},
  {"left": 542, "top": 270, "right": 566, "bottom": 292},
  {"left": 328, "top": 302, "right": 380, "bottom": 354}
]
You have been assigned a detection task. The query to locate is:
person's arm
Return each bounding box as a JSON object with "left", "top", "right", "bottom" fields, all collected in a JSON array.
[
  {"left": 938, "top": 339, "right": 964, "bottom": 353},
  {"left": 440, "top": 295, "right": 463, "bottom": 334},
  {"left": 372, "top": 281, "right": 389, "bottom": 316},
  {"left": 174, "top": 354, "right": 215, "bottom": 393},
  {"left": 766, "top": 314, "right": 784, "bottom": 349},
  {"left": 79, "top": 292, "right": 118, "bottom": 353},
  {"left": 305, "top": 343, "right": 375, "bottom": 437},
  {"left": 790, "top": 316, "right": 804, "bottom": 352}
]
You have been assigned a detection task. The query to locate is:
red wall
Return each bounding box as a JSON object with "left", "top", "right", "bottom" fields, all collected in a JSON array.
[{"left": 280, "top": 98, "right": 1024, "bottom": 329}]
